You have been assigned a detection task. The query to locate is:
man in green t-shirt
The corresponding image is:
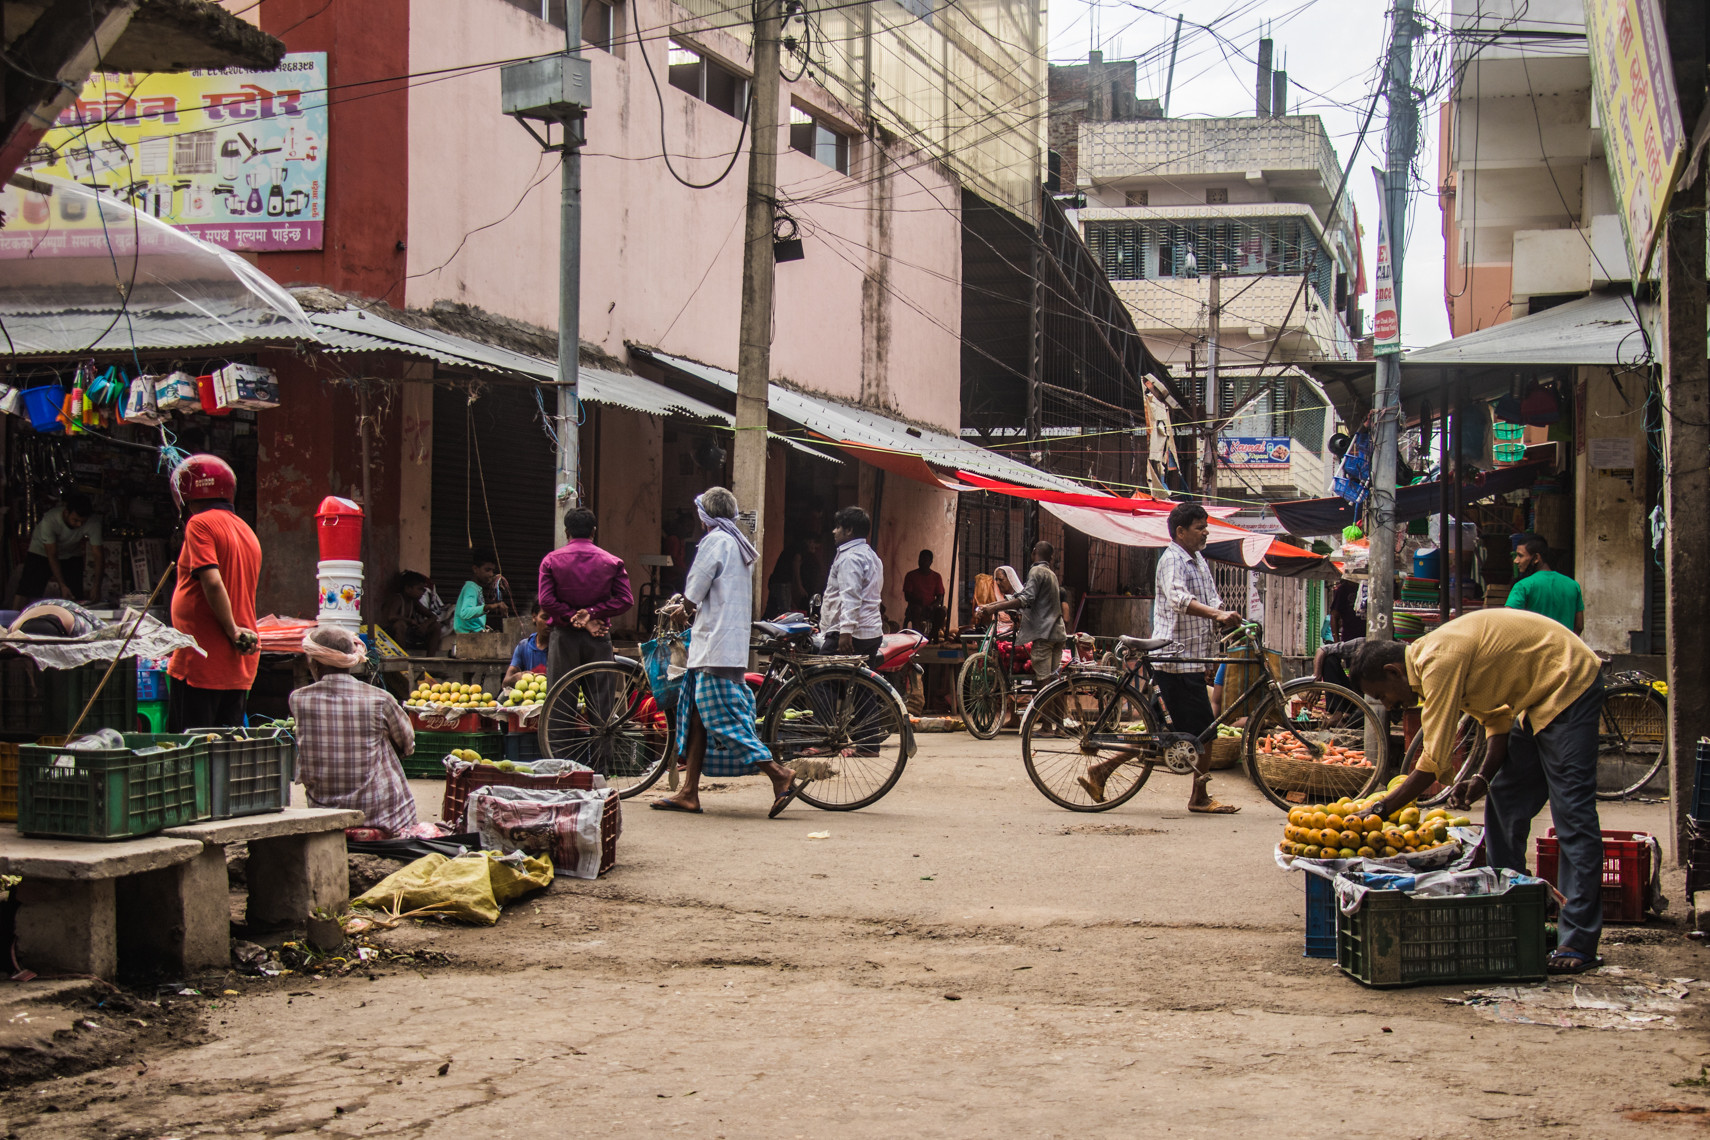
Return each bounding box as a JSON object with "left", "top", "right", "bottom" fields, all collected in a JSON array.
[{"left": 1506, "top": 534, "right": 1584, "bottom": 634}]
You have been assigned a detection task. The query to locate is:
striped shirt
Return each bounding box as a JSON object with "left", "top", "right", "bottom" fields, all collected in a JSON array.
[{"left": 1152, "top": 542, "right": 1222, "bottom": 674}]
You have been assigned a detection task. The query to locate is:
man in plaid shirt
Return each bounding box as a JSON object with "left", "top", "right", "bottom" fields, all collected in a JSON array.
[
  {"left": 290, "top": 625, "right": 420, "bottom": 837},
  {"left": 1080, "top": 502, "right": 1243, "bottom": 814}
]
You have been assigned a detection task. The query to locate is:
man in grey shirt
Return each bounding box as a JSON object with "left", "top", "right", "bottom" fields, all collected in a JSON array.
[{"left": 975, "top": 541, "right": 1066, "bottom": 682}]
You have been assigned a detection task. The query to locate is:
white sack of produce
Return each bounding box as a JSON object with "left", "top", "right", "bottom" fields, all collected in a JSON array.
[{"left": 466, "top": 784, "right": 621, "bottom": 879}]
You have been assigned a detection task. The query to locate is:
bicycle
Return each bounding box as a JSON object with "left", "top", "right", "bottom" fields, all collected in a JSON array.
[
  {"left": 1018, "top": 622, "right": 1388, "bottom": 812},
  {"left": 538, "top": 619, "right": 918, "bottom": 809},
  {"left": 1396, "top": 668, "right": 1668, "bottom": 803},
  {"left": 956, "top": 621, "right": 1065, "bottom": 739}
]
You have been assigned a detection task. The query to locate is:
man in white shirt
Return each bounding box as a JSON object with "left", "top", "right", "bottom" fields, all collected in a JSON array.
[
  {"left": 15, "top": 494, "right": 104, "bottom": 606},
  {"left": 818, "top": 505, "right": 884, "bottom": 661}
]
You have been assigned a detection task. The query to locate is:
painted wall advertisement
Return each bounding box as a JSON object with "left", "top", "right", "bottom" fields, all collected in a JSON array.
[
  {"left": 1585, "top": 0, "right": 1685, "bottom": 280},
  {"left": 1217, "top": 437, "right": 1291, "bottom": 469},
  {"left": 2, "top": 53, "right": 326, "bottom": 256}
]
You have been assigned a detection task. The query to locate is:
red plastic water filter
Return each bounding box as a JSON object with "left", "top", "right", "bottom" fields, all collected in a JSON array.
[{"left": 315, "top": 496, "right": 364, "bottom": 561}]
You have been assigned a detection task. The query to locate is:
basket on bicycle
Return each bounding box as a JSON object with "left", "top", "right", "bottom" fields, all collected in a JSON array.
[{"left": 1252, "top": 750, "right": 1372, "bottom": 798}]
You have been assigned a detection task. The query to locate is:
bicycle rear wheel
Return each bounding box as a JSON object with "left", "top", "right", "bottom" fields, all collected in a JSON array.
[
  {"left": 1243, "top": 680, "right": 1385, "bottom": 810},
  {"left": 537, "top": 659, "right": 670, "bottom": 798},
  {"left": 1597, "top": 683, "right": 1668, "bottom": 800},
  {"left": 766, "top": 667, "right": 909, "bottom": 811},
  {"left": 957, "top": 651, "right": 1007, "bottom": 739},
  {"left": 1020, "top": 673, "right": 1153, "bottom": 812}
]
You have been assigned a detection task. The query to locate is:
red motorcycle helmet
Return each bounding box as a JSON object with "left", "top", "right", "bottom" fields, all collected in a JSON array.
[{"left": 170, "top": 453, "right": 237, "bottom": 509}]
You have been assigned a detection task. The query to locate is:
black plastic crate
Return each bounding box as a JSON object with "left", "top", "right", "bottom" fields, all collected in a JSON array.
[
  {"left": 184, "top": 727, "right": 295, "bottom": 819},
  {"left": 0, "top": 657, "right": 137, "bottom": 737},
  {"left": 1694, "top": 739, "right": 1710, "bottom": 825},
  {"left": 503, "top": 732, "right": 544, "bottom": 764},
  {"left": 403, "top": 730, "right": 503, "bottom": 779},
  {"left": 17, "top": 733, "right": 208, "bottom": 839},
  {"left": 1304, "top": 873, "right": 1336, "bottom": 959},
  {"left": 1337, "top": 879, "right": 1549, "bottom": 988}
]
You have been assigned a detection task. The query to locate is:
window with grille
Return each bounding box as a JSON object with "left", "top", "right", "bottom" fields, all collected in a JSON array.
[
  {"left": 1125, "top": 189, "right": 1148, "bottom": 207},
  {"left": 1083, "top": 216, "right": 1336, "bottom": 305},
  {"left": 1205, "top": 187, "right": 1229, "bottom": 204}
]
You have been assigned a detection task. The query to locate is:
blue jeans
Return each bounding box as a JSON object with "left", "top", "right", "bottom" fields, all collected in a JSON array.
[{"left": 1484, "top": 675, "right": 1606, "bottom": 955}]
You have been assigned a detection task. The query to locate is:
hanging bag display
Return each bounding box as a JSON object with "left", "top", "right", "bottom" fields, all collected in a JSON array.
[
  {"left": 155, "top": 369, "right": 201, "bottom": 413},
  {"left": 121, "top": 373, "right": 165, "bottom": 425}
]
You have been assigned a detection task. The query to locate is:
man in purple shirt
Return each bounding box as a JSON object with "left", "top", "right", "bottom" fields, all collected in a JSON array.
[{"left": 538, "top": 508, "right": 633, "bottom": 687}]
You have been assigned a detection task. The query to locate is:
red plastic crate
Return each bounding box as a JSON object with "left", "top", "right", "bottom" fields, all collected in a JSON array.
[
  {"left": 409, "top": 708, "right": 486, "bottom": 733},
  {"left": 1535, "top": 828, "right": 1651, "bottom": 924}
]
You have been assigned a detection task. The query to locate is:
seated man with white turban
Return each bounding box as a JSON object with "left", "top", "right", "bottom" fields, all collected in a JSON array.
[{"left": 290, "top": 624, "right": 421, "bottom": 838}]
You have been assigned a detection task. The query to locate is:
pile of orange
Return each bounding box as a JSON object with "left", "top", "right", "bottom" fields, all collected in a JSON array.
[{"left": 1278, "top": 796, "right": 1469, "bottom": 860}]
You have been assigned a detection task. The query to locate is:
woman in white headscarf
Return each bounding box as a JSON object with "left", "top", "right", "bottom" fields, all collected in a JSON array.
[{"left": 651, "top": 487, "right": 802, "bottom": 817}]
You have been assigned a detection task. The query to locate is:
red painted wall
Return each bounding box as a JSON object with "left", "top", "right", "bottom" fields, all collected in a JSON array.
[{"left": 256, "top": 0, "right": 410, "bottom": 300}]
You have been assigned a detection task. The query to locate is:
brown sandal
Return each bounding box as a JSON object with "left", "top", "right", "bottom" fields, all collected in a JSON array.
[{"left": 1188, "top": 799, "right": 1240, "bottom": 814}]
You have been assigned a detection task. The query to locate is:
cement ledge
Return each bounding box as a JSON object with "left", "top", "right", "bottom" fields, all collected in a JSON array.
[
  {"left": 0, "top": 828, "right": 203, "bottom": 880},
  {"left": 161, "top": 806, "right": 363, "bottom": 845}
]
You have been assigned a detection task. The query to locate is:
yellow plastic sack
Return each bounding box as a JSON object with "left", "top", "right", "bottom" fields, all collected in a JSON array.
[{"left": 352, "top": 851, "right": 553, "bottom": 926}]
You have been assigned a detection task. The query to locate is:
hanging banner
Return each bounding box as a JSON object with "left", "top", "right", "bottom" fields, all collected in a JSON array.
[
  {"left": 2, "top": 53, "right": 327, "bottom": 257},
  {"left": 1143, "top": 379, "right": 1180, "bottom": 496},
  {"left": 1585, "top": 0, "right": 1686, "bottom": 280},
  {"left": 1369, "top": 167, "right": 1400, "bottom": 355},
  {"left": 1217, "top": 437, "right": 1291, "bottom": 468}
]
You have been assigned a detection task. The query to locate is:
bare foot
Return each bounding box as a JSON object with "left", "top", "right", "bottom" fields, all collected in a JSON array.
[{"left": 650, "top": 795, "right": 702, "bottom": 814}]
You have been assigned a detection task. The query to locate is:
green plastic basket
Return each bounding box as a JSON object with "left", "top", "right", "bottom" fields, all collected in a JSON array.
[
  {"left": 403, "top": 730, "right": 504, "bottom": 779},
  {"left": 1336, "top": 880, "right": 1549, "bottom": 988},
  {"left": 183, "top": 727, "right": 295, "bottom": 819},
  {"left": 0, "top": 657, "right": 137, "bottom": 737},
  {"left": 1493, "top": 421, "right": 1525, "bottom": 441},
  {"left": 1493, "top": 442, "right": 1527, "bottom": 464},
  {"left": 17, "top": 733, "right": 209, "bottom": 840}
]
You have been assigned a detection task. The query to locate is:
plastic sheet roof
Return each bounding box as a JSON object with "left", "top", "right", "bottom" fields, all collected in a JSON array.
[{"left": 635, "top": 348, "right": 1088, "bottom": 493}]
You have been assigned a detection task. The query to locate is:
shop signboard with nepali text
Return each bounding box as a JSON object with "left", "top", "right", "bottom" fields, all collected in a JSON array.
[
  {"left": 2, "top": 53, "right": 327, "bottom": 257},
  {"left": 1369, "top": 168, "right": 1399, "bottom": 355},
  {"left": 1585, "top": 0, "right": 1685, "bottom": 280}
]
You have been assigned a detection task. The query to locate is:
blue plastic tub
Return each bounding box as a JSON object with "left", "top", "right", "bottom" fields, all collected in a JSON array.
[
  {"left": 1305, "top": 873, "right": 1336, "bottom": 959},
  {"left": 21, "top": 386, "right": 65, "bottom": 433}
]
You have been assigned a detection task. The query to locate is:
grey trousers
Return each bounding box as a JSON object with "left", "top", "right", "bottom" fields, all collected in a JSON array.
[{"left": 1484, "top": 675, "right": 1606, "bottom": 956}]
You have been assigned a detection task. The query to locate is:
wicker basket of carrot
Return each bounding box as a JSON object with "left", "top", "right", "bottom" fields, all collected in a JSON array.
[{"left": 1252, "top": 732, "right": 1372, "bottom": 796}]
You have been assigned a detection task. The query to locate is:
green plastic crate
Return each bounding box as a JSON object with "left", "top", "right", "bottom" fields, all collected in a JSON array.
[
  {"left": 0, "top": 658, "right": 137, "bottom": 737},
  {"left": 17, "top": 733, "right": 209, "bottom": 840},
  {"left": 183, "top": 727, "right": 295, "bottom": 819},
  {"left": 1336, "top": 880, "right": 1549, "bottom": 988},
  {"left": 404, "top": 730, "right": 504, "bottom": 779}
]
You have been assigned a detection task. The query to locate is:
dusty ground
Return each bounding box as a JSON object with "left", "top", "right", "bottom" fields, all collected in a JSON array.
[{"left": 4, "top": 733, "right": 1710, "bottom": 1139}]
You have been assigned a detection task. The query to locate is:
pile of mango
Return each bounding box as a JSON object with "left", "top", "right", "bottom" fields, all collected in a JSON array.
[{"left": 1278, "top": 794, "right": 1473, "bottom": 860}]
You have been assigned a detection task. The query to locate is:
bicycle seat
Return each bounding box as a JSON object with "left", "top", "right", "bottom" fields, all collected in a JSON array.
[
  {"left": 1118, "top": 635, "right": 1172, "bottom": 654},
  {"left": 751, "top": 620, "right": 791, "bottom": 638}
]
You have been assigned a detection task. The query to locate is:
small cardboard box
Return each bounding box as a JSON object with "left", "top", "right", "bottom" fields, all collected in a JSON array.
[
  {"left": 212, "top": 363, "right": 280, "bottom": 410},
  {"left": 155, "top": 370, "right": 201, "bottom": 413}
]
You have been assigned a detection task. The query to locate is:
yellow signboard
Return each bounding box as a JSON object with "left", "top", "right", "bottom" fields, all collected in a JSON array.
[{"left": 1586, "top": 0, "right": 1685, "bottom": 279}]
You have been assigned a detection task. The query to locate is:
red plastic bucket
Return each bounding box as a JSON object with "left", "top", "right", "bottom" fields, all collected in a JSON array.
[{"left": 315, "top": 496, "right": 364, "bottom": 561}]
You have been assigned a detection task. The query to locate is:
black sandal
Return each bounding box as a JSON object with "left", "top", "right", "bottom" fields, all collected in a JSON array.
[{"left": 1546, "top": 947, "right": 1602, "bottom": 975}]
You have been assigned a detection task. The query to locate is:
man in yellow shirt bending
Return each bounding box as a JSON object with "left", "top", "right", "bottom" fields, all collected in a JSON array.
[{"left": 1348, "top": 609, "right": 1606, "bottom": 975}]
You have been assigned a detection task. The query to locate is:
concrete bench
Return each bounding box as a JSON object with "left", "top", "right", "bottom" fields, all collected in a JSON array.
[{"left": 1, "top": 806, "right": 359, "bottom": 980}]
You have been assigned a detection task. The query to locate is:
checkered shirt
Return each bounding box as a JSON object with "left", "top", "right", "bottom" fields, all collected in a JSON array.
[
  {"left": 1151, "top": 542, "right": 1222, "bottom": 674},
  {"left": 288, "top": 672, "right": 419, "bottom": 836}
]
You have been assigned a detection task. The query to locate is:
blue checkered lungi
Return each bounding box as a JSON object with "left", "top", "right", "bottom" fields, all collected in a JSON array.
[{"left": 675, "top": 670, "right": 772, "bottom": 777}]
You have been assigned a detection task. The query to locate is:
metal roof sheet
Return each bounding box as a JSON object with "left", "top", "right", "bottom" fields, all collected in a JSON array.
[
  {"left": 638, "top": 349, "right": 1088, "bottom": 493},
  {"left": 1401, "top": 290, "right": 1650, "bottom": 367}
]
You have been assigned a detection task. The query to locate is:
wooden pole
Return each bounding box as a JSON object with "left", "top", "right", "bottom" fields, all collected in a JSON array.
[{"left": 66, "top": 561, "right": 175, "bottom": 739}]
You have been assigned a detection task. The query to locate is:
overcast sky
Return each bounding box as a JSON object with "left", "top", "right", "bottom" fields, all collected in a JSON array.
[{"left": 1047, "top": 0, "right": 1455, "bottom": 349}]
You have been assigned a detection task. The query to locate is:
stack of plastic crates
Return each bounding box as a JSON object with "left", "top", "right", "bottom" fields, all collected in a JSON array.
[
  {"left": 16, "top": 733, "right": 208, "bottom": 839},
  {"left": 0, "top": 657, "right": 136, "bottom": 737}
]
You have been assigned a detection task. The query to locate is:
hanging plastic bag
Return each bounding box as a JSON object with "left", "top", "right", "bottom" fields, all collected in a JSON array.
[{"left": 122, "top": 374, "right": 165, "bottom": 425}]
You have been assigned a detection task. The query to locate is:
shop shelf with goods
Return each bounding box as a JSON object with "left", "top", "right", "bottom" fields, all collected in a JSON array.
[
  {"left": 16, "top": 733, "right": 209, "bottom": 840},
  {"left": 1336, "top": 878, "right": 1549, "bottom": 988},
  {"left": 1534, "top": 829, "right": 1654, "bottom": 925}
]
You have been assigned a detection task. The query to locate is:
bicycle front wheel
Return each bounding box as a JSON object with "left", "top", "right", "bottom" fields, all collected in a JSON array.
[
  {"left": 766, "top": 667, "right": 909, "bottom": 810},
  {"left": 1243, "top": 680, "right": 1386, "bottom": 810},
  {"left": 1597, "top": 683, "right": 1668, "bottom": 800},
  {"left": 1020, "top": 673, "right": 1154, "bottom": 812},
  {"left": 537, "top": 659, "right": 671, "bottom": 798},
  {"left": 957, "top": 651, "right": 1008, "bottom": 739}
]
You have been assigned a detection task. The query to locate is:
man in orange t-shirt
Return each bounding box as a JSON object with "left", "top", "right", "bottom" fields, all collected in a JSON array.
[{"left": 166, "top": 455, "right": 262, "bottom": 730}]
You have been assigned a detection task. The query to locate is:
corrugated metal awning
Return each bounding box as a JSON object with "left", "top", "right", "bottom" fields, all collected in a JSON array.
[{"left": 635, "top": 348, "right": 1089, "bottom": 493}]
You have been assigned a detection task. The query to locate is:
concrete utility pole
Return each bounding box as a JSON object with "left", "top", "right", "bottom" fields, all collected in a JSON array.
[
  {"left": 500, "top": 11, "right": 592, "bottom": 548},
  {"left": 1201, "top": 271, "right": 1221, "bottom": 501},
  {"left": 733, "top": 0, "right": 785, "bottom": 599},
  {"left": 1366, "top": 0, "right": 1419, "bottom": 642},
  {"left": 1662, "top": 0, "right": 1707, "bottom": 861}
]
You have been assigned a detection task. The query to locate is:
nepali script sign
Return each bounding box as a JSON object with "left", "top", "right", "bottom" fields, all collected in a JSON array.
[
  {"left": 1585, "top": 0, "right": 1685, "bottom": 279},
  {"left": 3, "top": 53, "right": 327, "bottom": 256},
  {"left": 1369, "top": 167, "right": 1400, "bottom": 355},
  {"left": 1216, "top": 437, "right": 1291, "bottom": 469}
]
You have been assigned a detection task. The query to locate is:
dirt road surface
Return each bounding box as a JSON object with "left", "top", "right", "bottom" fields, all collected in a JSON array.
[{"left": 4, "top": 733, "right": 1708, "bottom": 1139}]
